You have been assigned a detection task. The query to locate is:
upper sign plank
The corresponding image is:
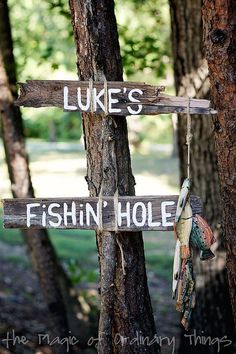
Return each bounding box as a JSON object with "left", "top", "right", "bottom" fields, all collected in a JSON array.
[
  {"left": 3, "top": 195, "right": 202, "bottom": 232},
  {"left": 15, "top": 80, "right": 216, "bottom": 116}
]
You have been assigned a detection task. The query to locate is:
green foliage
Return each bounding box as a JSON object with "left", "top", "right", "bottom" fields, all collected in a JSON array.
[
  {"left": 0, "top": 227, "right": 22, "bottom": 245},
  {"left": 8, "top": 0, "right": 76, "bottom": 79},
  {"left": 116, "top": 0, "right": 171, "bottom": 79},
  {"left": 139, "top": 115, "right": 172, "bottom": 144},
  {"left": 64, "top": 259, "right": 98, "bottom": 286},
  {"left": 146, "top": 254, "right": 173, "bottom": 280},
  {"left": 23, "top": 109, "right": 82, "bottom": 141},
  {"left": 8, "top": 0, "right": 172, "bottom": 144},
  {"left": 0, "top": 213, "right": 176, "bottom": 282},
  {"left": 9, "top": 0, "right": 171, "bottom": 80},
  {"left": 116, "top": 0, "right": 173, "bottom": 146},
  {"left": 8, "top": 0, "right": 83, "bottom": 141}
]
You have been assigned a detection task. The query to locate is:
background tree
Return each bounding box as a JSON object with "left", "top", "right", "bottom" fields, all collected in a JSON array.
[
  {"left": 5, "top": 0, "right": 172, "bottom": 148},
  {"left": 68, "top": 0, "right": 160, "bottom": 353},
  {"left": 169, "top": 1, "right": 235, "bottom": 353},
  {"left": 202, "top": 0, "right": 236, "bottom": 331},
  {"left": 0, "top": 1, "right": 92, "bottom": 352},
  {"left": 5, "top": 0, "right": 82, "bottom": 142}
]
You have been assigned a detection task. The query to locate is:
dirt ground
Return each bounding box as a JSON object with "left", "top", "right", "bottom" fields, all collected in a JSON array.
[
  {"left": 0, "top": 141, "right": 181, "bottom": 353},
  {"left": 0, "top": 241, "right": 181, "bottom": 354}
]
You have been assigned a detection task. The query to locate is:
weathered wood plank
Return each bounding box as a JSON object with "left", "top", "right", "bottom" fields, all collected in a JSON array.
[
  {"left": 3, "top": 195, "right": 202, "bottom": 231},
  {"left": 15, "top": 80, "right": 216, "bottom": 115}
]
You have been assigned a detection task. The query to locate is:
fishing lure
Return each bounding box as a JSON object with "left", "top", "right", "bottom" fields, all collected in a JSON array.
[
  {"left": 190, "top": 214, "right": 216, "bottom": 261},
  {"left": 172, "top": 239, "right": 181, "bottom": 298},
  {"left": 175, "top": 258, "right": 196, "bottom": 331},
  {"left": 172, "top": 101, "right": 215, "bottom": 330},
  {"left": 173, "top": 209, "right": 215, "bottom": 329},
  {"left": 181, "top": 263, "right": 196, "bottom": 330},
  {"left": 174, "top": 200, "right": 192, "bottom": 259},
  {"left": 175, "top": 178, "right": 191, "bottom": 223}
]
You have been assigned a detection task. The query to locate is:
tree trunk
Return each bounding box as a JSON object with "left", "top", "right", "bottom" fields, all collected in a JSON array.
[
  {"left": 202, "top": 0, "right": 236, "bottom": 329},
  {"left": 0, "top": 2, "right": 78, "bottom": 352},
  {"left": 169, "top": 1, "right": 235, "bottom": 352},
  {"left": 68, "top": 1, "right": 159, "bottom": 353},
  {"left": 169, "top": 0, "right": 221, "bottom": 227}
]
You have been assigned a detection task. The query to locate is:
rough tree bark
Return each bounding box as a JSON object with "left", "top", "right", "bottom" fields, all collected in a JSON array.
[
  {"left": 202, "top": 0, "right": 236, "bottom": 330},
  {"left": 0, "top": 1, "right": 79, "bottom": 353},
  {"left": 169, "top": 1, "right": 235, "bottom": 353},
  {"left": 169, "top": 0, "right": 221, "bottom": 227},
  {"left": 68, "top": 1, "right": 159, "bottom": 353}
]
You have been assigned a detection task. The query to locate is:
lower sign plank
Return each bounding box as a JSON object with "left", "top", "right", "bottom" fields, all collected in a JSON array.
[{"left": 3, "top": 196, "right": 202, "bottom": 232}]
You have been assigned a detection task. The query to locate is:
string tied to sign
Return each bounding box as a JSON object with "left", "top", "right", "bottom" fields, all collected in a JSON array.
[
  {"left": 97, "top": 187, "right": 126, "bottom": 276},
  {"left": 104, "top": 78, "right": 108, "bottom": 115},
  {"left": 173, "top": 96, "right": 195, "bottom": 330},
  {"left": 114, "top": 189, "right": 126, "bottom": 275},
  {"left": 186, "top": 97, "right": 193, "bottom": 180},
  {"left": 89, "top": 78, "right": 94, "bottom": 113},
  {"left": 89, "top": 78, "right": 109, "bottom": 115},
  {"left": 97, "top": 186, "right": 104, "bottom": 234}
]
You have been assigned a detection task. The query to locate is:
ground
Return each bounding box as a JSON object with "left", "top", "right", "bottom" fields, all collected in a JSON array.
[{"left": 0, "top": 141, "right": 181, "bottom": 354}]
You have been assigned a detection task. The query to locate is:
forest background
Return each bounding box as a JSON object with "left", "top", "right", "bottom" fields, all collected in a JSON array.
[
  {"left": 6, "top": 0, "right": 172, "bottom": 144},
  {"left": 1, "top": 0, "right": 235, "bottom": 353}
]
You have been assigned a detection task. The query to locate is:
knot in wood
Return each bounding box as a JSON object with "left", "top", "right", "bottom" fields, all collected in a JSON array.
[
  {"left": 214, "top": 121, "right": 222, "bottom": 133},
  {"left": 103, "top": 166, "right": 110, "bottom": 174},
  {"left": 210, "top": 29, "right": 227, "bottom": 45}
]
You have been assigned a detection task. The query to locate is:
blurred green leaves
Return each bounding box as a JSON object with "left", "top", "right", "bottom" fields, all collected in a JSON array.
[
  {"left": 9, "top": 0, "right": 76, "bottom": 79},
  {"left": 24, "top": 109, "right": 82, "bottom": 141},
  {"left": 8, "top": 0, "right": 172, "bottom": 144},
  {"left": 116, "top": 0, "right": 171, "bottom": 79},
  {"left": 64, "top": 259, "right": 98, "bottom": 286},
  {"left": 9, "top": 0, "right": 171, "bottom": 81}
]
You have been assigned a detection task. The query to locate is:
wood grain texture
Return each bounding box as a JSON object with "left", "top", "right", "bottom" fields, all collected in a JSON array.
[
  {"left": 203, "top": 0, "right": 236, "bottom": 326},
  {"left": 169, "top": 0, "right": 232, "bottom": 349},
  {"left": 15, "top": 80, "right": 216, "bottom": 115},
  {"left": 169, "top": 0, "right": 221, "bottom": 231},
  {"left": 0, "top": 1, "right": 75, "bottom": 351},
  {"left": 3, "top": 195, "right": 202, "bottom": 231}
]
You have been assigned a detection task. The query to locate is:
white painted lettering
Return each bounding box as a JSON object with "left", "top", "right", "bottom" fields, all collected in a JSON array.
[
  {"left": 118, "top": 202, "right": 130, "bottom": 227},
  {"left": 108, "top": 88, "right": 121, "bottom": 113},
  {"left": 93, "top": 88, "right": 105, "bottom": 111},
  {"left": 161, "top": 201, "right": 175, "bottom": 227},
  {"left": 127, "top": 89, "right": 143, "bottom": 115},
  {"left": 48, "top": 203, "right": 62, "bottom": 227},
  {"left": 42, "top": 208, "right": 46, "bottom": 227},
  {"left": 132, "top": 202, "right": 146, "bottom": 227},
  {"left": 64, "top": 202, "right": 76, "bottom": 226},
  {"left": 147, "top": 202, "right": 161, "bottom": 227},
  {"left": 79, "top": 204, "right": 84, "bottom": 226},
  {"left": 77, "top": 88, "right": 91, "bottom": 111},
  {"left": 86, "top": 203, "right": 99, "bottom": 226},
  {"left": 26, "top": 203, "right": 40, "bottom": 227},
  {"left": 63, "top": 86, "right": 77, "bottom": 111}
]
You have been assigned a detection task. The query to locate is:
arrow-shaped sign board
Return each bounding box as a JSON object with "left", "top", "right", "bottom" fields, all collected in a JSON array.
[
  {"left": 3, "top": 195, "right": 202, "bottom": 232},
  {"left": 16, "top": 80, "right": 216, "bottom": 116}
]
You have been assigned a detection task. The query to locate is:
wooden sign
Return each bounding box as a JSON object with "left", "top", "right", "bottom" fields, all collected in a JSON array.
[
  {"left": 15, "top": 80, "right": 216, "bottom": 116},
  {"left": 3, "top": 195, "right": 202, "bottom": 232}
]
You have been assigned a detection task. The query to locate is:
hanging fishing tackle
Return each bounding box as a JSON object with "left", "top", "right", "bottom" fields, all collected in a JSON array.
[{"left": 172, "top": 98, "right": 216, "bottom": 330}]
